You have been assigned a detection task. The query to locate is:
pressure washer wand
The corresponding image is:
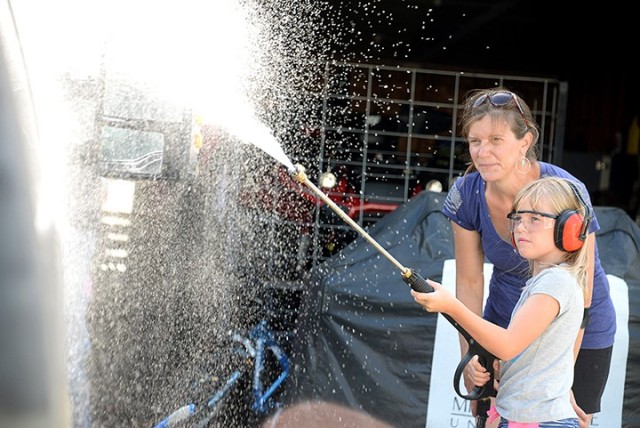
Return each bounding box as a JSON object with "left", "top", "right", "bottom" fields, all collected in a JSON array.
[
  {"left": 291, "top": 164, "right": 496, "bottom": 402},
  {"left": 291, "top": 164, "right": 429, "bottom": 291}
]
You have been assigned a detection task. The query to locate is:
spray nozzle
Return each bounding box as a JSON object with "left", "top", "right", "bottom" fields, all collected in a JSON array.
[{"left": 291, "top": 163, "right": 307, "bottom": 183}]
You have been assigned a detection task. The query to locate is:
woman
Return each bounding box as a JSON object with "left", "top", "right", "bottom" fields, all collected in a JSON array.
[{"left": 441, "top": 88, "right": 616, "bottom": 427}]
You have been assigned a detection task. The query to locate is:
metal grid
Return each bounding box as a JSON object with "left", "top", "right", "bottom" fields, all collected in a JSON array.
[{"left": 308, "top": 61, "right": 567, "bottom": 267}]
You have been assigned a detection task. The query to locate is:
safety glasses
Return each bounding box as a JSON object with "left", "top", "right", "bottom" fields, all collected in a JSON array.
[
  {"left": 507, "top": 210, "right": 558, "bottom": 232},
  {"left": 472, "top": 91, "right": 530, "bottom": 127}
]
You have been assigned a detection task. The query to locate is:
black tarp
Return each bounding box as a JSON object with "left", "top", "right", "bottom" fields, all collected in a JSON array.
[{"left": 286, "top": 191, "right": 640, "bottom": 427}]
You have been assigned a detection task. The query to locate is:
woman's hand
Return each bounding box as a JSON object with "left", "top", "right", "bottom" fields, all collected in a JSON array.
[
  {"left": 570, "top": 389, "right": 591, "bottom": 428},
  {"left": 463, "top": 354, "right": 493, "bottom": 391}
]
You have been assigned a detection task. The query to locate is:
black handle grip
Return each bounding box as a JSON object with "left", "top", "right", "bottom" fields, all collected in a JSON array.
[
  {"left": 402, "top": 269, "right": 496, "bottom": 401},
  {"left": 475, "top": 397, "right": 491, "bottom": 427},
  {"left": 402, "top": 269, "right": 434, "bottom": 293}
]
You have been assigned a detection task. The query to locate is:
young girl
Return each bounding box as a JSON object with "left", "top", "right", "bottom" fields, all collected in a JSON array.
[{"left": 412, "top": 177, "right": 590, "bottom": 427}]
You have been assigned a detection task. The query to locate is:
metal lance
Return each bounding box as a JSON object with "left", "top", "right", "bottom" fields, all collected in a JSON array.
[
  {"left": 291, "top": 164, "right": 409, "bottom": 276},
  {"left": 290, "top": 163, "right": 496, "bottom": 405}
]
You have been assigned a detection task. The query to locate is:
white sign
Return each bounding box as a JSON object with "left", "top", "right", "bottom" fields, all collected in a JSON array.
[{"left": 425, "top": 259, "right": 628, "bottom": 427}]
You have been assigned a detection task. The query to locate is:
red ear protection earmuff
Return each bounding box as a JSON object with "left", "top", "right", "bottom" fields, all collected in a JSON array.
[
  {"left": 553, "top": 181, "right": 592, "bottom": 252},
  {"left": 509, "top": 180, "right": 592, "bottom": 252}
]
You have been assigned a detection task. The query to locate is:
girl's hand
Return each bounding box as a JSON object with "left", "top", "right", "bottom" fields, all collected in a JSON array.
[{"left": 410, "top": 279, "right": 453, "bottom": 313}]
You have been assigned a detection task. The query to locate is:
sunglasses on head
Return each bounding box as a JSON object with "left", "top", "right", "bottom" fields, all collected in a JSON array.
[{"left": 472, "top": 91, "right": 530, "bottom": 127}]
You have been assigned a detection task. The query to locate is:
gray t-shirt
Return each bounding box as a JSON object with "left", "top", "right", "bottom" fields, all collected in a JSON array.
[{"left": 496, "top": 266, "right": 583, "bottom": 423}]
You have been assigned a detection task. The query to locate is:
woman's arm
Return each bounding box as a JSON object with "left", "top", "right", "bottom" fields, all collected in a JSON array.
[
  {"left": 452, "top": 223, "right": 485, "bottom": 313},
  {"left": 452, "top": 223, "right": 485, "bottom": 329},
  {"left": 451, "top": 223, "right": 488, "bottom": 390}
]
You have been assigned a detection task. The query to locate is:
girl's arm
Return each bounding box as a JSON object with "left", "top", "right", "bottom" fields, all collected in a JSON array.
[
  {"left": 412, "top": 279, "right": 559, "bottom": 361},
  {"left": 450, "top": 223, "right": 489, "bottom": 392}
]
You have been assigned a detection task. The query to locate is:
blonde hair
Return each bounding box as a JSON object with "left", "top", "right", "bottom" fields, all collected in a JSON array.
[{"left": 511, "top": 177, "right": 590, "bottom": 296}]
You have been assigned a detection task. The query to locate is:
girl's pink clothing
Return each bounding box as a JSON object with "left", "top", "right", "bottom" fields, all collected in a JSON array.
[{"left": 487, "top": 405, "right": 539, "bottom": 428}]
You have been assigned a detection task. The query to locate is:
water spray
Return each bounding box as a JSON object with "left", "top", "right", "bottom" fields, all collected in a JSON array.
[{"left": 291, "top": 163, "right": 496, "bottom": 405}]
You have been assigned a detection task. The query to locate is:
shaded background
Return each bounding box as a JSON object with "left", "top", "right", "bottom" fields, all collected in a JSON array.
[{"left": 321, "top": 0, "right": 640, "bottom": 211}]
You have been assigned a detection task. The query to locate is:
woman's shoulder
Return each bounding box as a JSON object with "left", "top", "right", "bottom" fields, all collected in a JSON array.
[
  {"left": 453, "top": 171, "right": 483, "bottom": 192},
  {"left": 539, "top": 162, "right": 579, "bottom": 181},
  {"left": 444, "top": 172, "right": 484, "bottom": 218},
  {"left": 538, "top": 161, "right": 591, "bottom": 199}
]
